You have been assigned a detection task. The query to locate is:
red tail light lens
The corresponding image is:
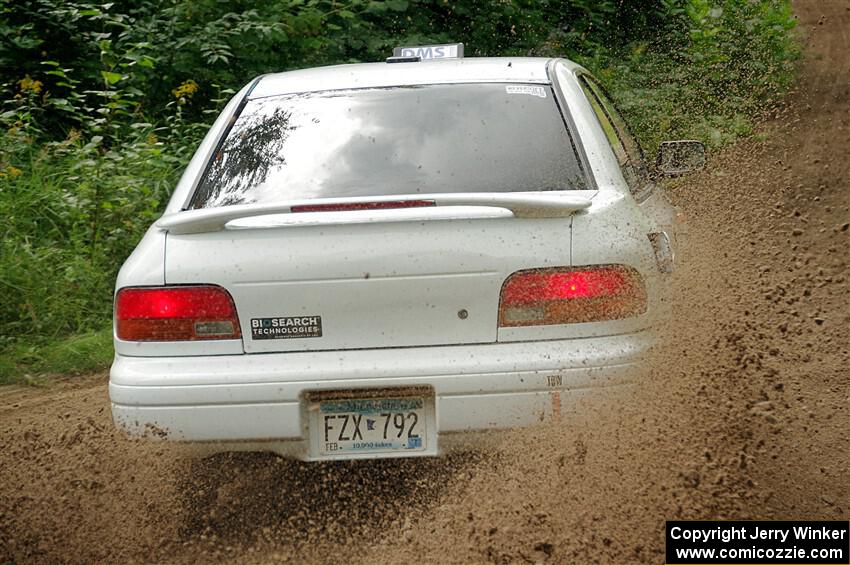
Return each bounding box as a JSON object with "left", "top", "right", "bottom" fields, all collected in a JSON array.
[
  {"left": 115, "top": 286, "right": 241, "bottom": 341},
  {"left": 499, "top": 265, "right": 646, "bottom": 327},
  {"left": 290, "top": 200, "right": 436, "bottom": 213}
]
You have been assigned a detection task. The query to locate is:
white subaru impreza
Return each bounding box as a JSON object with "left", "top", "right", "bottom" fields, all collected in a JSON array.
[{"left": 109, "top": 45, "right": 703, "bottom": 460}]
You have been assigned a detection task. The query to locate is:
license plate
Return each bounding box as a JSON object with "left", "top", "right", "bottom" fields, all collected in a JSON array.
[{"left": 307, "top": 388, "right": 435, "bottom": 459}]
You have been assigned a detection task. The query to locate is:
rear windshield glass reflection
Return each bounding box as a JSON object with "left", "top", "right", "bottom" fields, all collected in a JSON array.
[{"left": 191, "top": 84, "right": 587, "bottom": 209}]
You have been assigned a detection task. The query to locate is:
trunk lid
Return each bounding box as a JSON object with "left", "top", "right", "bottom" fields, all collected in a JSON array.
[{"left": 164, "top": 214, "right": 571, "bottom": 353}]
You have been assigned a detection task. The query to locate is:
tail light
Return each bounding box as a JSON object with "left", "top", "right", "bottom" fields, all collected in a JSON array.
[
  {"left": 115, "top": 285, "right": 241, "bottom": 341},
  {"left": 499, "top": 265, "right": 646, "bottom": 327}
]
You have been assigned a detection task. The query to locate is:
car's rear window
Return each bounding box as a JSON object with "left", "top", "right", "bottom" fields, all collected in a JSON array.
[{"left": 190, "top": 83, "right": 588, "bottom": 209}]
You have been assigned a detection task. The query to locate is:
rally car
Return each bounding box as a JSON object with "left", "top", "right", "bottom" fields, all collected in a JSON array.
[{"left": 109, "top": 44, "right": 704, "bottom": 460}]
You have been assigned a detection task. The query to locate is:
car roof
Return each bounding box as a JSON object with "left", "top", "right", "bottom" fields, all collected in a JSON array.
[{"left": 250, "top": 57, "right": 583, "bottom": 99}]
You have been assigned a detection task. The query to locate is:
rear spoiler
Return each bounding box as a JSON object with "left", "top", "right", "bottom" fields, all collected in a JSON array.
[{"left": 157, "top": 193, "right": 592, "bottom": 235}]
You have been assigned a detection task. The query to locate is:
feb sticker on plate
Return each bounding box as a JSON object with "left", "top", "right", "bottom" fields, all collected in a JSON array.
[{"left": 506, "top": 85, "right": 546, "bottom": 98}]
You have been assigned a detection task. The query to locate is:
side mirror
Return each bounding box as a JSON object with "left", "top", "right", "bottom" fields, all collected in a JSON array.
[{"left": 656, "top": 140, "right": 706, "bottom": 176}]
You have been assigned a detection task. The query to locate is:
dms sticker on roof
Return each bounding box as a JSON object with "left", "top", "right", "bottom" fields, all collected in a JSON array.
[
  {"left": 251, "top": 316, "right": 322, "bottom": 339},
  {"left": 506, "top": 85, "right": 546, "bottom": 98}
]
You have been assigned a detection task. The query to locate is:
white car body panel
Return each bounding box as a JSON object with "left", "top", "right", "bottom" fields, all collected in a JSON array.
[
  {"left": 163, "top": 215, "right": 576, "bottom": 353},
  {"left": 110, "top": 56, "right": 678, "bottom": 460},
  {"left": 110, "top": 332, "right": 650, "bottom": 459},
  {"left": 249, "top": 58, "right": 554, "bottom": 99}
]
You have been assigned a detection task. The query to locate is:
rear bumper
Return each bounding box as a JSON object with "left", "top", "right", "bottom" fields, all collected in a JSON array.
[{"left": 109, "top": 332, "right": 652, "bottom": 459}]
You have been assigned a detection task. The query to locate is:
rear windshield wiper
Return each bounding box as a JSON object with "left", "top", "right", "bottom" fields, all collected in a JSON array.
[{"left": 158, "top": 192, "right": 593, "bottom": 235}]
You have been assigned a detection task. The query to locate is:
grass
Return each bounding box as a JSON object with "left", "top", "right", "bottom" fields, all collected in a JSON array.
[
  {"left": 0, "top": 130, "right": 181, "bottom": 386},
  {"left": 0, "top": 328, "right": 113, "bottom": 385}
]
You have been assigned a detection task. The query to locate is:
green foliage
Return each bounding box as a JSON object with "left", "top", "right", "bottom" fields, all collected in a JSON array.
[
  {"left": 0, "top": 0, "right": 798, "bottom": 379},
  {"left": 0, "top": 328, "right": 112, "bottom": 384},
  {"left": 1, "top": 1, "right": 796, "bottom": 147},
  {"left": 576, "top": 0, "right": 797, "bottom": 154},
  {"left": 1, "top": 0, "right": 680, "bottom": 137},
  {"left": 0, "top": 127, "right": 181, "bottom": 338}
]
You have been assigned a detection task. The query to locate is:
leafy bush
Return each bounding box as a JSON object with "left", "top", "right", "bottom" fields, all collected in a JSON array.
[
  {"left": 0, "top": 127, "right": 180, "bottom": 339},
  {"left": 0, "top": 0, "right": 797, "bottom": 379},
  {"left": 1, "top": 1, "right": 680, "bottom": 138},
  {"left": 0, "top": 0, "right": 796, "bottom": 153}
]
